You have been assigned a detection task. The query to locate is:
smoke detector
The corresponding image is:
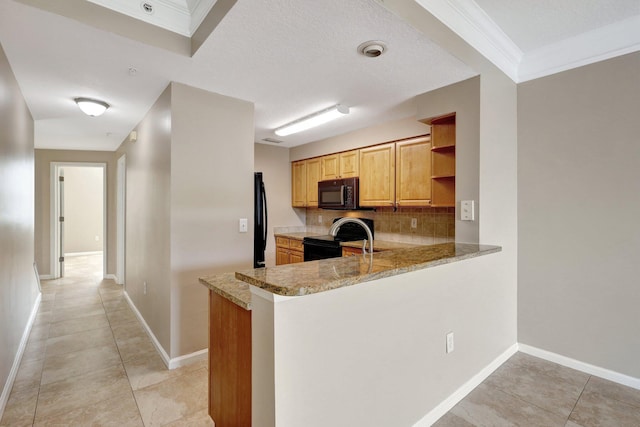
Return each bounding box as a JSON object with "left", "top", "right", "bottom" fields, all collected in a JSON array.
[{"left": 357, "top": 41, "right": 387, "bottom": 58}]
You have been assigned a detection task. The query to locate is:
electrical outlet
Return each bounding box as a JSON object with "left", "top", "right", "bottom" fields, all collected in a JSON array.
[
  {"left": 143, "top": 281, "right": 147, "bottom": 295},
  {"left": 239, "top": 218, "right": 248, "bottom": 233},
  {"left": 461, "top": 200, "right": 475, "bottom": 221},
  {"left": 318, "top": 215, "right": 323, "bottom": 224},
  {"left": 411, "top": 218, "right": 417, "bottom": 229},
  {"left": 94, "top": 235, "right": 100, "bottom": 241},
  {"left": 446, "top": 332, "right": 454, "bottom": 353}
]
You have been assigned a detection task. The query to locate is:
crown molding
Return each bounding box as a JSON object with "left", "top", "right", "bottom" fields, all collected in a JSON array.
[
  {"left": 87, "top": 0, "right": 217, "bottom": 37},
  {"left": 518, "top": 15, "right": 640, "bottom": 82},
  {"left": 415, "top": 0, "right": 522, "bottom": 82}
]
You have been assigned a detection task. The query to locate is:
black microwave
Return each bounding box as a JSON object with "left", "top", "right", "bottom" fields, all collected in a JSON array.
[{"left": 317, "top": 177, "right": 359, "bottom": 210}]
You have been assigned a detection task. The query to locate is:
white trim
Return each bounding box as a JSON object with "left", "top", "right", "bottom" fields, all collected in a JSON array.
[
  {"left": 39, "top": 274, "right": 54, "bottom": 280},
  {"left": 413, "top": 343, "right": 519, "bottom": 426},
  {"left": 122, "top": 291, "right": 208, "bottom": 370},
  {"left": 414, "top": 0, "right": 522, "bottom": 82},
  {"left": 518, "top": 344, "right": 640, "bottom": 391},
  {"left": 168, "top": 348, "right": 209, "bottom": 370},
  {"left": 519, "top": 15, "right": 640, "bottom": 83},
  {"left": 123, "top": 291, "right": 172, "bottom": 368},
  {"left": 104, "top": 274, "right": 118, "bottom": 281},
  {"left": 116, "top": 154, "right": 126, "bottom": 286},
  {"left": 50, "top": 162, "right": 107, "bottom": 280},
  {"left": 0, "top": 293, "right": 41, "bottom": 420}
]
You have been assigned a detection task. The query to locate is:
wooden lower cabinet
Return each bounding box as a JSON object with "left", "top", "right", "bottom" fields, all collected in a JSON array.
[
  {"left": 209, "top": 291, "right": 251, "bottom": 427},
  {"left": 275, "top": 236, "right": 304, "bottom": 265}
]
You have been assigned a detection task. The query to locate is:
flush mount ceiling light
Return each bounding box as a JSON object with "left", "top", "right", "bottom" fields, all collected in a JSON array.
[
  {"left": 75, "top": 97, "right": 110, "bottom": 117},
  {"left": 357, "top": 40, "right": 387, "bottom": 58},
  {"left": 275, "top": 104, "right": 350, "bottom": 137}
]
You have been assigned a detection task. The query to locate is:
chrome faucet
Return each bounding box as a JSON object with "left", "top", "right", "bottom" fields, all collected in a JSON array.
[{"left": 328, "top": 217, "right": 374, "bottom": 254}]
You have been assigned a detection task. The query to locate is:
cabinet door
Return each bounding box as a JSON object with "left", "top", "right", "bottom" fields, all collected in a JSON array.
[
  {"left": 306, "top": 158, "right": 321, "bottom": 207},
  {"left": 276, "top": 247, "right": 290, "bottom": 265},
  {"left": 339, "top": 150, "right": 359, "bottom": 178},
  {"left": 359, "top": 143, "right": 395, "bottom": 207},
  {"left": 289, "top": 251, "right": 304, "bottom": 264},
  {"left": 321, "top": 154, "right": 340, "bottom": 180},
  {"left": 291, "top": 160, "right": 307, "bottom": 207},
  {"left": 396, "top": 137, "right": 432, "bottom": 207}
]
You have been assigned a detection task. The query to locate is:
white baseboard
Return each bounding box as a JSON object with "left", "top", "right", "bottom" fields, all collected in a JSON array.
[
  {"left": 39, "top": 274, "right": 54, "bottom": 280},
  {"left": 0, "top": 293, "right": 41, "bottom": 420},
  {"left": 518, "top": 343, "right": 640, "bottom": 390},
  {"left": 413, "top": 343, "right": 519, "bottom": 426},
  {"left": 104, "top": 274, "right": 117, "bottom": 281},
  {"left": 122, "top": 291, "right": 207, "bottom": 370},
  {"left": 123, "top": 291, "right": 172, "bottom": 368},
  {"left": 168, "top": 348, "right": 208, "bottom": 370}
]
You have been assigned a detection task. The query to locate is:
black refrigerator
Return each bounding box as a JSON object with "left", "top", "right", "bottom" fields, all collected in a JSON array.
[{"left": 253, "top": 172, "right": 268, "bottom": 268}]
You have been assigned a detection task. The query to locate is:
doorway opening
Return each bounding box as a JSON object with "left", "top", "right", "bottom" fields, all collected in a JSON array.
[{"left": 51, "top": 163, "right": 107, "bottom": 279}]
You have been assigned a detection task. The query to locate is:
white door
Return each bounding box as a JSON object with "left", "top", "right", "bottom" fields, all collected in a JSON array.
[{"left": 58, "top": 169, "right": 65, "bottom": 277}]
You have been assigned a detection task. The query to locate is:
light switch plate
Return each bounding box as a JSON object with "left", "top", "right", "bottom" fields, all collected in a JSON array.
[
  {"left": 239, "top": 218, "right": 248, "bottom": 233},
  {"left": 461, "top": 200, "right": 475, "bottom": 221}
]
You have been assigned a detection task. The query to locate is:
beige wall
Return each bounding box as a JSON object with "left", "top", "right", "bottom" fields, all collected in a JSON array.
[
  {"left": 169, "top": 83, "right": 254, "bottom": 357},
  {"left": 415, "top": 76, "right": 480, "bottom": 244},
  {"left": 255, "top": 144, "right": 305, "bottom": 267},
  {"left": 34, "top": 150, "right": 116, "bottom": 276},
  {"left": 62, "top": 166, "right": 104, "bottom": 254},
  {"left": 116, "top": 82, "right": 255, "bottom": 359},
  {"left": 518, "top": 52, "right": 640, "bottom": 378},
  {"left": 116, "top": 86, "right": 173, "bottom": 354},
  {"left": 0, "top": 42, "right": 39, "bottom": 413}
]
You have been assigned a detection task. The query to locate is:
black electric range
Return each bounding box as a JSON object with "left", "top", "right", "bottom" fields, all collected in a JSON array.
[{"left": 303, "top": 218, "right": 374, "bottom": 261}]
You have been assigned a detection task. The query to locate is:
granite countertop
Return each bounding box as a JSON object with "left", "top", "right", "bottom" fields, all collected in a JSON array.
[
  {"left": 199, "top": 272, "right": 252, "bottom": 310},
  {"left": 235, "top": 243, "right": 501, "bottom": 297},
  {"left": 340, "top": 239, "right": 420, "bottom": 251},
  {"left": 274, "top": 232, "right": 320, "bottom": 240}
]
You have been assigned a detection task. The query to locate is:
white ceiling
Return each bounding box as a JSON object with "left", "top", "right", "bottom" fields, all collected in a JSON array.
[{"left": 0, "top": 0, "right": 638, "bottom": 151}]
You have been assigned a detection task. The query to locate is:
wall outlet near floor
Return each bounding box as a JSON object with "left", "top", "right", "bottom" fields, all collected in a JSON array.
[
  {"left": 143, "top": 281, "right": 147, "bottom": 295},
  {"left": 411, "top": 218, "right": 418, "bottom": 229},
  {"left": 446, "top": 331, "right": 455, "bottom": 353}
]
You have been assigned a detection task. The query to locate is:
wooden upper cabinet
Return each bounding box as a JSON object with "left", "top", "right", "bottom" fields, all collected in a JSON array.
[
  {"left": 306, "top": 157, "right": 321, "bottom": 207},
  {"left": 339, "top": 150, "right": 359, "bottom": 178},
  {"left": 321, "top": 154, "right": 340, "bottom": 180},
  {"left": 320, "top": 150, "right": 359, "bottom": 180},
  {"left": 359, "top": 143, "right": 395, "bottom": 207},
  {"left": 396, "top": 136, "right": 432, "bottom": 207},
  {"left": 291, "top": 160, "right": 307, "bottom": 207}
]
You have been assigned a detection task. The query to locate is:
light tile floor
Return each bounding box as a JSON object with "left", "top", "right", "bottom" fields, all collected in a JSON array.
[
  {"left": 435, "top": 352, "right": 640, "bottom": 426},
  {"left": 0, "top": 254, "right": 213, "bottom": 427},
  {"left": 3, "top": 255, "right": 640, "bottom": 426}
]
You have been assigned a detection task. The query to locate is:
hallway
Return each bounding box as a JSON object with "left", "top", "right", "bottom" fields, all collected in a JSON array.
[{"left": 0, "top": 254, "right": 212, "bottom": 426}]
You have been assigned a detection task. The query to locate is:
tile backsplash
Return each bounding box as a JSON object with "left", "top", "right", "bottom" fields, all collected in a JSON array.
[{"left": 305, "top": 207, "right": 455, "bottom": 245}]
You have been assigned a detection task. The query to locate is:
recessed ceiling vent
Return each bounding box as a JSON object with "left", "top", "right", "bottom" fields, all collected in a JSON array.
[
  {"left": 141, "top": 2, "right": 154, "bottom": 14},
  {"left": 358, "top": 40, "right": 387, "bottom": 58},
  {"left": 262, "top": 138, "right": 283, "bottom": 144}
]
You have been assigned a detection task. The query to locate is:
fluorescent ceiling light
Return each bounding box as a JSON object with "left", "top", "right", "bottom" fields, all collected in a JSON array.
[
  {"left": 75, "top": 97, "right": 110, "bottom": 117},
  {"left": 275, "top": 104, "right": 349, "bottom": 136}
]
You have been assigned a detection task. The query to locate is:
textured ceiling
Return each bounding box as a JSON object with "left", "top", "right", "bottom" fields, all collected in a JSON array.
[{"left": 0, "top": 0, "right": 638, "bottom": 151}]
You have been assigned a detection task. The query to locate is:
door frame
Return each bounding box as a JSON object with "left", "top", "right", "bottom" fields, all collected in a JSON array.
[
  {"left": 116, "top": 154, "right": 126, "bottom": 285},
  {"left": 50, "top": 162, "right": 107, "bottom": 279}
]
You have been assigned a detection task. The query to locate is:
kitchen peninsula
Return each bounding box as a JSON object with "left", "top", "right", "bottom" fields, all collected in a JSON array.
[{"left": 200, "top": 242, "right": 501, "bottom": 427}]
